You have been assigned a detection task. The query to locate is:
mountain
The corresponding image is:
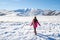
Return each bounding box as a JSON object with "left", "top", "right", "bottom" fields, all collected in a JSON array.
[
  {"left": 0, "top": 8, "right": 60, "bottom": 16},
  {"left": 0, "top": 10, "right": 8, "bottom": 16},
  {"left": 13, "top": 8, "right": 60, "bottom": 16},
  {"left": 13, "top": 8, "right": 44, "bottom": 16}
]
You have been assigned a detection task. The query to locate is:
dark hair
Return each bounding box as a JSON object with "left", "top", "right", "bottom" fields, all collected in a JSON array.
[{"left": 33, "top": 16, "right": 38, "bottom": 22}]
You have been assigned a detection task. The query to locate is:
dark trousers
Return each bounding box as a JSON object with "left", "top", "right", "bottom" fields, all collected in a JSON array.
[{"left": 34, "top": 27, "right": 37, "bottom": 35}]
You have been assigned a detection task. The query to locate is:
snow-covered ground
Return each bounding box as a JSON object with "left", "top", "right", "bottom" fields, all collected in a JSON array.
[
  {"left": 0, "top": 21, "right": 60, "bottom": 40},
  {"left": 0, "top": 16, "right": 60, "bottom": 22},
  {"left": 0, "top": 16, "right": 60, "bottom": 40}
]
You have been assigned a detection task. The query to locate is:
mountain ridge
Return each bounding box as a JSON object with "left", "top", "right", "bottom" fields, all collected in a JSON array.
[{"left": 0, "top": 8, "right": 60, "bottom": 16}]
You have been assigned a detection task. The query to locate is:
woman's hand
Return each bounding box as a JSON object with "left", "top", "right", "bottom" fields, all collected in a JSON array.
[{"left": 39, "top": 24, "right": 41, "bottom": 26}]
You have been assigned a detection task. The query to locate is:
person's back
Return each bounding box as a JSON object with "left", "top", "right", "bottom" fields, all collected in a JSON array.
[
  {"left": 32, "top": 19, "right": 40, "bottom": 28},
  {"left": 31, "top": 16, "right": 41, "bottom": 35}
]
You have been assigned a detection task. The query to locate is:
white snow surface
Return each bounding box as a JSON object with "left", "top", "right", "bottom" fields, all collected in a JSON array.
[{"left": 0, "top": 15, "right": 60, "bottom": 40}]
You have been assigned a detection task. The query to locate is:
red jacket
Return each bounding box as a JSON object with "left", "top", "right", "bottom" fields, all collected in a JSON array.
[{"left": 31, "top": 20, "right": 40, "bottom": 28}]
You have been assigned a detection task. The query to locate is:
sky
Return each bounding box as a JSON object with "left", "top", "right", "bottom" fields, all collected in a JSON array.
[{"left": 0, "top": 0, "right": 60, "bottom": 10}]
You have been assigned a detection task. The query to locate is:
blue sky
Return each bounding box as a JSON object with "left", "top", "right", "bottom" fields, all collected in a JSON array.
[{"left": 0, "top": 0, "right": 60, "bottom": 10}]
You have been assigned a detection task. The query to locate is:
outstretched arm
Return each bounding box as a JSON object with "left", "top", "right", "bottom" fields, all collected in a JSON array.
[
  {"left": 30, "top": 20, "right": 33, "bottom": 26},
  {"left": 30, "top": 22, "right": 33, "bottom": 26},
  {"left": 37, "top": 21, "right": 41, "bottom": 26}
]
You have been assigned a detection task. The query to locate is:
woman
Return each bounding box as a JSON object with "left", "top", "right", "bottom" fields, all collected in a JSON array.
[{"left": 30, "top": 16, "right": 41, "bottom": 35}]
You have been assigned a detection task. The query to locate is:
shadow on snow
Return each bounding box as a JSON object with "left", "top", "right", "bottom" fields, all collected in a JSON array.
[{"left": 37, "top": 33, "right": 56, "bottom": 40}]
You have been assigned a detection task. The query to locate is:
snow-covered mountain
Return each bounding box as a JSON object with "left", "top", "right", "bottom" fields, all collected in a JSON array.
[
  {"left": 13, "top": 8, "right": 44, "bottom": 16},
  {"left": 13, "top": 8, "right": 60, "bottom": 16},
  {"left": 0, "top": 8, "right": 60, "bottom": 16}
]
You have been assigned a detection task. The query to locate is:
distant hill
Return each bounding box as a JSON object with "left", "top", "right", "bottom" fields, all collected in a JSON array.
[{"left": 0, "top": 8, "right": 60, "bottom": 16}]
